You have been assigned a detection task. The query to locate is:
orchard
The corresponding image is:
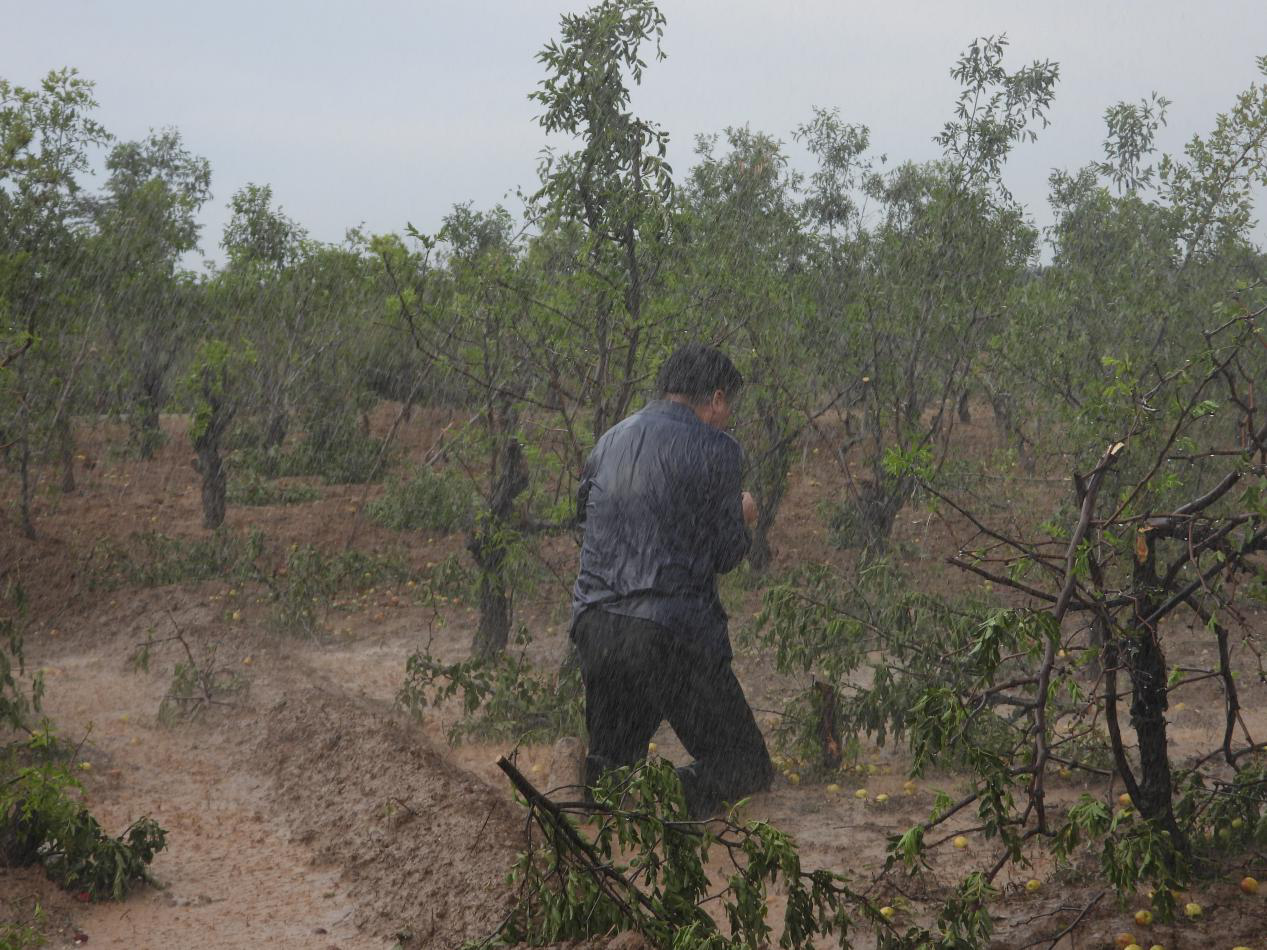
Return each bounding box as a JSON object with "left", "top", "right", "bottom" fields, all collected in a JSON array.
[{"left": 2, "top": 3, "right": 1267, "bottom": 948}]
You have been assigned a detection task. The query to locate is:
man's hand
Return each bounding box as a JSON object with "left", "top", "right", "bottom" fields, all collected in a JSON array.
[{"left": 741, "top": 491, "right": 758, "bottom": 526}]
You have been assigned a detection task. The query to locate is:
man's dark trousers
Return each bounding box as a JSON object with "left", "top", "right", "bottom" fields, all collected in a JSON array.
[{"left": 573, "top": 608, "right": 774, "bottom": 819}]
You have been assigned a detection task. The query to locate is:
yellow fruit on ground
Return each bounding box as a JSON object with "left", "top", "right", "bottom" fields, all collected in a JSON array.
[
  {"left": 875, "top": 793, "right": 889, "bottom": 804},
  {"left": 78, "top": 761, "right": 91, "bottom": 771},
  {"left": 1123, "top": 945, "right": 1141, "bottom": 950},
  {"left": 1183, "top": 902, "right": 1202, "bottom": 918},
  {"left": 1174, "top": 702, "right": 1185, "bottom": 711},
  {"left": 855, "top": 788, "right": 868, "bottom": 799},
  {"left": 952, "top": 835, "right": 968, "bottom": 849},
  {"left": 1114, "top": 933, "right": 1135, "bottom": 950},
  {"left": 879, "top": 906, "right": 896, "bottom": 919},
  {"left": 1058, "top": 767, "right": 1072, "bottom": 779},
  {"left": 1147, "top": 945, "right": 1164, "bottom": 950},
  {"left": 902, "top": 780, "right": 916, "bottom": 791},
  {"left": 1134, "top": 909, "right": 1152, "bottom": 925},
  {"left": 826, "top": 783, "right": 840, "bottom": 794},
  {"left": 1239, "top": 875, "right": 1259, "bottom": 894},
  {"left": 1119, "top": 793, "right": 1133, "bottom": 806},
  {"left": 1025, "top": 879, "right": 1040, "bottom": 893},
  {"left": 231, "top": 610, "right": 242, "bottom": 622},
  {"left": 787, "top": 772, "right": 800, "bottom": 785},
  {"left": 242, "top": 656, "right": 253, "bottom": 666}
]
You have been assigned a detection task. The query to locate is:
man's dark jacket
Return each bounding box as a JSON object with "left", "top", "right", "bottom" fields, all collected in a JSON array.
[{"left": 571, "top": 399, "right": 751, "bottom": 658}]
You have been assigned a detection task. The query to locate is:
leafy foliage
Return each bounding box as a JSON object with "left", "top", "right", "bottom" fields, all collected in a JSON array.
[
  {"left": 367, "top": 464, "right": 474, "bottom": 533},
  {"left": 2, "top": 600, "right": 166, "bottom": 903},
  {"left": 85, "top": 528, "right": 264, "bottom": 591},
  {"left": 492, "top": 758, "right": 994, "bottom": 949},
  {"left": 399, "top": 638, "right": 583, "bottom": 745},
  {"left": 1, "top": 735, "right": 166, "bottom": 900},
  {"left": 265, "top": 542, "right": 414, "bottom": 635}
]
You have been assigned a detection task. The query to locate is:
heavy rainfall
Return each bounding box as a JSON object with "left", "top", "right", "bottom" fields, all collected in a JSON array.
[{"left": 3, "top": 2, "right": 1267, "bottom": 948}]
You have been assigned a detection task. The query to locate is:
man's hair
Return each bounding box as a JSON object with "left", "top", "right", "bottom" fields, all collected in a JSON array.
[{"left": 655, "top": 342, "right": 744, "bottom": 404}]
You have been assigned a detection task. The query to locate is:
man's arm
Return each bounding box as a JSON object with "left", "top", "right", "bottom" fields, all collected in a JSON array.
[{"left": 712, "top": 440, "right": 752, "bottom": 574}]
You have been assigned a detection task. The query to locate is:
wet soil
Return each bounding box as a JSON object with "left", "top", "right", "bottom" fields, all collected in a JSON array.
[{"left": 2, "top": 406, "right": 1266, "bottom": 949}]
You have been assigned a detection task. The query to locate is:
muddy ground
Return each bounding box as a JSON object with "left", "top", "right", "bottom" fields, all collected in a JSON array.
[{"left": 2, "top": 406, "right": 1266, "bottom": 949}]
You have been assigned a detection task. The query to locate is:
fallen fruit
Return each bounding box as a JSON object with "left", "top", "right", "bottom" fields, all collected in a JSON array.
[
  {"left": 78, "top": 761, "right": 91, "bottom": 771},
  {"left": 787, "top": 772, "right": 800, "bottom": 785},
  {"left": 1134, "top": 909, "right": 1152, "bottom": 926},
  {"left": 1239, "top": 875, "right": 1259, "bottom": 894},
  {"left": 879, "top": 905, "right": 895, "bottom": 919},
  {"left": 952, "top": 835, "right": 968, "bottom": 849},
  {"left": 1183, "top": 902, "right": 1201, "bottom": 918},
  {"left": 242, "top": 656, "right": 253, "bottom": 666},
  {"left": 1119, "top": 793, "right": 1132, "bottom": 807},
  {"left": 1114, "top": 933, "right": 1135, "bottom": 950},
  {"left": 826, "top": 783, "right": 840, "bottom": 794},
  {"left": 855, "top": 788, "right": 868, "bottom": 799},
  {"left": 1058, "top": 767, "right": 1072, "bottom": 779},
  {"left": 231, "top": 610, "right": 242, "bottom": 622},
  {"left": 875, "top": 793, "right": 889, "bottom": 804},
  {"left": 1025, "top": 879, "right": 1040, "bottom": 893}
]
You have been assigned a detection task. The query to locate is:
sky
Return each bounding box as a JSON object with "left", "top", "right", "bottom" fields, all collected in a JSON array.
[{"left": 7, "top": 0, "right": 1266, "bottom": 266}]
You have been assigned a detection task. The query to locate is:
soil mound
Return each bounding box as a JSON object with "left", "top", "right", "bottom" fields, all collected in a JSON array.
[{"left": 252, "top": 686, "right": 523, "bottom": 947}]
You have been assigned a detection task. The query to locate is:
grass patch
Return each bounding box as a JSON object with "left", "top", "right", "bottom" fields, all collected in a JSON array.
[
  {"left": 227, "top": 471, "right": 320, "bottom": 507},
  {"left": 84, "top": 529, "right": 264, "bottom": 591}
]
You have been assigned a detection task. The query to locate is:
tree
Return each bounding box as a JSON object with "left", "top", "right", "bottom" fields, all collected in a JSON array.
[
  {"left": 679, "top": 127, "right": 811, "bottom": 571},
  {"left": 378, "top": 205, "right": 533, "bottom": 659},
  {"left": 0, "top": 68, "right": 110, "bottom": 537},
  {"left": 753, "top": 54, "right": 1267, "bottom": 931},
  {"left": 520, "top": 0, "right": 678, "bottom": 473},
  {"left": 187, "top": 339, "right": 253, "bottom": 529},
  {"left": 93, "top": 128, "right": 211, "bottom": 457},
  {"left": 801, "top": 37, "right": 1056, "bottom": 551}
]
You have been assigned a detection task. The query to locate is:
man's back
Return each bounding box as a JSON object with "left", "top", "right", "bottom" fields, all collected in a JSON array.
[{"left": 571, "top": 398, "right": 750, "bottom": 657}]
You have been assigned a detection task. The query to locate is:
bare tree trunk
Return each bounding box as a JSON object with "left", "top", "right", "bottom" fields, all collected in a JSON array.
[
  {"left": 191, "top": 369, "right": 233, "bottom": 531},
  {"left": 748, "top": 399, "right": 793, "bottom": 573},
  {"left": 194, "top": 443, "right": 226, "bottom": 529},
  {"left": 57, "top": 415, "right": 75, "bottom": 494},
  {"left": 470, "top": 432, "right": 529, "bottom": 660},
  {"left": 263, "top": 399, "right": 288, "bottom": 450},
  {"left": 1123, "top": 531, "right": 1186, "bottom": 851},
  {"left": 18, "top": 435, "right": 36, "bottom": 541}
]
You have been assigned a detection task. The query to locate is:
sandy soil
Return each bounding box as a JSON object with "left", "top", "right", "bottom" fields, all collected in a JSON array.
[{"left": 2, "top": 406, "right": 1267, "bottom": 949}]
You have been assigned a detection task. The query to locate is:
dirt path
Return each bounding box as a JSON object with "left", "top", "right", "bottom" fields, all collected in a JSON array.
[{"left": 7, "top": 597, "right": 521, "bottom": 950}]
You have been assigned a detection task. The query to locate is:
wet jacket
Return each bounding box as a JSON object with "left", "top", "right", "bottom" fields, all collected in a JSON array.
[{"left": 571, "top": 398, "right": 751, "bottom": 658}]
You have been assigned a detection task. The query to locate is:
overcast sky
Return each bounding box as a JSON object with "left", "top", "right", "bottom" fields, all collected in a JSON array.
[{"left": 8, "top": 0, "right": 1266, "bottom": 266}]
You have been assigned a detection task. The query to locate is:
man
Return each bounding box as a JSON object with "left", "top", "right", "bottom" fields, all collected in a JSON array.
[{"left": 571, "top": 342, "right": 774, "bottom": 819}]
